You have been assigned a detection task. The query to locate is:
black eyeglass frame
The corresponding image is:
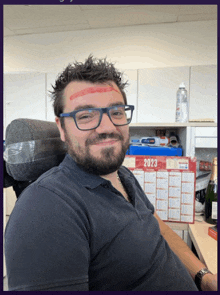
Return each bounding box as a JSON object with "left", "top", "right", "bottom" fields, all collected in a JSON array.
[{"left": 59, "top": 105, "right": 135, "bottom": 131}]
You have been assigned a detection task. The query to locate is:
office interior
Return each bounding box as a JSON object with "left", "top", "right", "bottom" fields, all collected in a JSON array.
[{"left": 3, "top": 4, "right": 217, "bottom": 290}]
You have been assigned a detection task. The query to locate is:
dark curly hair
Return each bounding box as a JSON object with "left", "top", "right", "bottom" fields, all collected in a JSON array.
[{"left": 50, "top": 55, "right": 128, "bottom": 122}]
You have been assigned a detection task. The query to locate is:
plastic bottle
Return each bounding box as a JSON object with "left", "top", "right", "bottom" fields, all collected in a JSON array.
[{"left": 175, "top": 82, "right": 189, "bottom": 122}]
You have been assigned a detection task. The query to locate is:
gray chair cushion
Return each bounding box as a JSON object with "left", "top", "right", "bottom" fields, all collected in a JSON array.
[{"left": 4, "top": 118, "right": 67, "bottom": 181}]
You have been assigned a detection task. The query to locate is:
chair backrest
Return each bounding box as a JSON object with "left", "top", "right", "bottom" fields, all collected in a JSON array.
[{"left": 4, "top": 118, "right": 67, "bottom": 182}]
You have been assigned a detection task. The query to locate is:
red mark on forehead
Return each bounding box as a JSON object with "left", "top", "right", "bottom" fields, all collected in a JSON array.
[{"left": 69, "top": 86, "right": 119, "bottom": 101}]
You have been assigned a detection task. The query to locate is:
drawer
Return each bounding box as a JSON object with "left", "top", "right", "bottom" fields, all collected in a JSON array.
[
  {"left": 195, "top": 127, "right": 217, "bottom": 137},
  {"left": 195, "top": 137, "right": 217, "bottom": 148}
]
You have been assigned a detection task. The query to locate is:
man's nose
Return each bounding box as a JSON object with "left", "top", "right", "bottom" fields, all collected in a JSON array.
[{"left": 95, "top": 113, "right": 117, "bottom": 133}]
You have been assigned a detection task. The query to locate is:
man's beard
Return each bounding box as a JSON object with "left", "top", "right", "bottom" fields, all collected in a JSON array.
[{"left": 64, "top": 131, "right": 129, "bottom": 175}]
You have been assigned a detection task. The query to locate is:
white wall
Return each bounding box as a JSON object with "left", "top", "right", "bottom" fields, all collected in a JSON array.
[
  {"left": 4, "top": 20, "right": 217, "bottom": 74},
  {"left": 3, "top": 20, "right": 217, "bottom": 132}
]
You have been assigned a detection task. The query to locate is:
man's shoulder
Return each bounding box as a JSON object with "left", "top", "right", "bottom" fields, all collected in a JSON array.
[
  {"left": 11, "top": 161, "right": 88, "bottom": 223},
  {"left": 35, "top": 155, "right": 80, "bottom": 189},
  {"left": 21, "top": 159, "right": 81, "bottom": 199},
  {"left": 36, "top": 165, "right": 65, "bottom": 186}
]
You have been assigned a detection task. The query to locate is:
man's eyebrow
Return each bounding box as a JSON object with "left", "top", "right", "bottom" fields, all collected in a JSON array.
[
  {"left": 108, "top": 102, "right": 125, "bottom": 107},
  {"left": 73, "top": 102, "right": 125, "bottom": 112},
  {"left": 69, "top": 86, "right": 119, "bottom": 101},
  {"left": 74, "top": 104, "right": 96, "bottom": 111}
]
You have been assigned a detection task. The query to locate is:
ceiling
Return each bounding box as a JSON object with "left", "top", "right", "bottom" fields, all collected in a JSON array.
[{"left": 4, "top": 5, "right": 217, "bottom": 37}]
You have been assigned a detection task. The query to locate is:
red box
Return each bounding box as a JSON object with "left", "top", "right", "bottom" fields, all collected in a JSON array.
[
  {"left": 123, "top": 156, "right": 197, "bottom": 224},
  {"left": 199, "top": 161, "right": 212, "bottom": 171},
  {"left": 208, "top": 226, "right": 217, "bottom": 241}
]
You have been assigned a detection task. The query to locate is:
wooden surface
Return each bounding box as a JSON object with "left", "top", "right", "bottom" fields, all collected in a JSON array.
[{"left": 189, "top": 219, "right": 217, "bottom": 274}]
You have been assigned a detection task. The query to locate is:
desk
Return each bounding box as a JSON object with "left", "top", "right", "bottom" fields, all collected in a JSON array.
[{"left": 189, "top": 219, "right": 217, "bottom": 274}]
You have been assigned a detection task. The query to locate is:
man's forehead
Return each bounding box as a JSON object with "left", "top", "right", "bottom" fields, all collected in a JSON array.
[
  {"left": 64, "top": 81, "right": 120, "bottom": 101},
  {"left": 69, "top": 86, "right": 120, "bottom": 101}
]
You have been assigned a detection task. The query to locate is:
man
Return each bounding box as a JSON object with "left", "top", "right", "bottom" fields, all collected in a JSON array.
[{"left": 5, "top": 56, "right": 217, "bottom": 291}]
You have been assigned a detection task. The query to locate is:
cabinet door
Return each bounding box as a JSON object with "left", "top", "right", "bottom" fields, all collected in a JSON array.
[
  {"left": 138, "top": 67, "right": 190, "bottom": 123},
  {"left": 4, "top": 73, "right": 46, "bottom": 138},
  {"left": 194, "top": 127, "right": 217, "bottom": 148},
  {"left": 46, "top": 73, "right": 57, "bottom": 122},
  {"left": 123, "top": 69, "right": 138, "bottom": 123},
  {"left": 190, "top": 65, "right": 217, "bottom": 122}
]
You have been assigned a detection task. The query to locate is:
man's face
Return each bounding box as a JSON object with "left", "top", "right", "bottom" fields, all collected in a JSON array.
[{"left": 56, "top": 81, "right": 130, "bottom": 175}]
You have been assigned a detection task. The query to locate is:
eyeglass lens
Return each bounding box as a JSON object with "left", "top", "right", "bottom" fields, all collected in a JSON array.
[{"left": 75, "top": 106, "right": 132, "bottom": 130}]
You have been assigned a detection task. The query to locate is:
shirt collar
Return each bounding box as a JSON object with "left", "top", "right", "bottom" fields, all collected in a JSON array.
[{"left": 60, "top": 154, "right": 110, "bottom": 189}]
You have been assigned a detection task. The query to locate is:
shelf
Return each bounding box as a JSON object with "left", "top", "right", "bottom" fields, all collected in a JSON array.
[{"left": 130, "top": 122, "right": 217, "bottom": 128}]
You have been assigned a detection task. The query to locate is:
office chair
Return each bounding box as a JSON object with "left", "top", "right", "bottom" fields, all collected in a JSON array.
[{"left": 4, "top": 118, "right": 67, "bottom": 197}]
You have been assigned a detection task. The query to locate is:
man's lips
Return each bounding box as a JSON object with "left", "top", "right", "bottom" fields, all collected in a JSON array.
[
  {"left": 92, "top": 139, "right": 119, "bottom": 146},
  {"left": 85, "top": 133, "right": 123, "bottom": 146}
]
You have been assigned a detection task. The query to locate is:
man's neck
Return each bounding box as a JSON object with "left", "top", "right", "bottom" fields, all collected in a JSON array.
[
  {"left": 101, "top": 169, "right": 130, "bottom": 203},
  {"left": 100, "top": 170, "right": 118, "bottom": 184}
]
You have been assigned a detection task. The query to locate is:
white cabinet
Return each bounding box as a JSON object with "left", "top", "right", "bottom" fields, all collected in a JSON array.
[
  {"left": 129, "top": 64, "right": 217, "bottom": 158},
  {"left": 194, "top": 127, "right": 217, "bottom": 148},
  {"left": 195, "top": 127, "right": 217, "bottom": 137},
  {"left": 46, "top": 73, "right": 57, "bottom": 122},
  {"left": 136, "top": 65, "right": 217, "bottom": 125},
  {"left": 123, "top": 69, "right": 138, "bottom": 123},
  {"left": 4, "top": 73, "right": 46, "bottom": 139},
  {"left": 186, "top": 126, "right": 218, "bottom": 158},
  {"left": 195, "top": 137, "right": 217, "bottom": 148},
  {"left": 137, "top": 67, "right": 190, "bottom": 123},
  {"left": 189, "top": 65, "right": 217, "bottom": 123}
]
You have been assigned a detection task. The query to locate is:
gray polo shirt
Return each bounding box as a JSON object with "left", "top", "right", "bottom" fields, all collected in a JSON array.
[{"left": 5, "top": 154, "right": 198, "bottom": 291}]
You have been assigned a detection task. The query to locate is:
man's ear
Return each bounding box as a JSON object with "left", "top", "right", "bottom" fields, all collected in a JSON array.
[{"left": 55, "top": 117, "right": 65, "bottom": 142}]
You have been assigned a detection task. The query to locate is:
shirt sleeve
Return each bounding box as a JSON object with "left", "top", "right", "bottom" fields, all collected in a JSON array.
[{"left": 4, "top": 183, "right": 90, "bottom": 291}]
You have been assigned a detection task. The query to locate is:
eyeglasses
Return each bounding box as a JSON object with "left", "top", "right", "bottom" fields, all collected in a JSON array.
[{"left": 59, "top": 105, "right": 134, "bottom": 131}]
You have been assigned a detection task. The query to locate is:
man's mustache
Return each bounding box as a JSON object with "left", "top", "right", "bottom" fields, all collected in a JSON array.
[{"left": 86, "top": 133, "right": 123, "bottom": 145}]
